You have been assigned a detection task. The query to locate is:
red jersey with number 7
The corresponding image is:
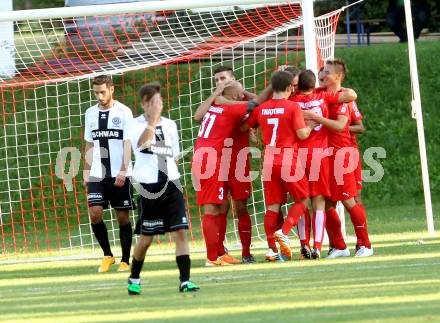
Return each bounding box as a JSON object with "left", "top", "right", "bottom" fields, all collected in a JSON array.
[{"left": 246, "top": 98, "right": 306, "bottom": 165}]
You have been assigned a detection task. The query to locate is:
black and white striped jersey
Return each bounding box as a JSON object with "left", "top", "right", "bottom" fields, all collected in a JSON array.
[
  {"left": 126, "top": 115, "right": 180, "bottom": 184},
  {"left": 84, "top": 100, "right": 133, "bottom": 178}
]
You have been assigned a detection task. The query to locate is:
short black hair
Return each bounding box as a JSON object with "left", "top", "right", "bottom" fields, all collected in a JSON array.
[
  {"left": 298, "top": 69, "right": 316, "bottom": 92},
  {"left": 284, "top": 66, "right": 301, "bottom": 77},
  {"left": 138, "top": 82, "right": 161, "bottom": 102},
  {"left": 271, "top": 71, "right": 293, "bottom": 92},
  {"left": 92, "top": 75, "right": 113, "bottom": 87},
  {"left": 213, "top": 66, "right": 234, "bottom": 76}
]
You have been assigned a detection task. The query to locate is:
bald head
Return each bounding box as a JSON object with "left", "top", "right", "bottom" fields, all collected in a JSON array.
[{"left": 223, "top": 81, "right": 244, "bottom": 100}]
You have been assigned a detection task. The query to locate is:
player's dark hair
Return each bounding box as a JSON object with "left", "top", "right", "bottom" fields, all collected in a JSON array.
[
  {"left": 326, "top": 59, "right": 347, "bottom": 79},
  {"left": 284, "top": 66, "right": 301, "bottom": 77},
  {"left": 271, "top": 71, "right": 293, "bottom": 92},
  {"left": 139, "top": 82, "right": 161, "bottom": 102},
  {"left": 298, "top": 69, "right": 316, "bottom": 92},
  {"left": 213, "top": 66, "right": 234, "bottom": 76},
  {"left": 92, "top": 75, "right": 113, "bottom": 88}
]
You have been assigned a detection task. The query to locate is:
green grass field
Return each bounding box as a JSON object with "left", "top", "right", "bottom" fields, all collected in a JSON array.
[
  {"left": 2, "top": 202, "right": 440, "bottom": 322},
  {"left": 2, "top": 228, "right": 440, "bottom": 322},
  {"left": 2, "top": 28, "right": 440, "bottom": 322}
]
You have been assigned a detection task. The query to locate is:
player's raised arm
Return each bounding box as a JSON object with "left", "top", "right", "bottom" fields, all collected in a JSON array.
[
  {"left": 252, "top": 65, "right": 302, "bottom": 106},
  {"left": 243, "top": 90, "right": 257, "bottom": 100},
  {"left": 194, "top": 81, "right": 231, "bottom": 122},
  {"left": 194, "top": 66, "right": 237, "bottom": 122},
  {"left": 338, "top": 88, "right": 357, "bottom": 103},
  {"left": 303, "top": 109, "right": 348, "bottom": 132},
  {"left": 294, "top": 108, "right": 311, "bottom": 140},
  {"left": 323, "top": 87, "right": 357, "bottom": 104}
]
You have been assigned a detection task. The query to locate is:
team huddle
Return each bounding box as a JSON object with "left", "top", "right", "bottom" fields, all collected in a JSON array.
[{"left": 83, "top": 59, "right": 372, "bottom": 296}]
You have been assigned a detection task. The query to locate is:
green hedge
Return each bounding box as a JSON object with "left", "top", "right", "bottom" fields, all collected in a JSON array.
[{"left": 337, "top": 41, "right": 440, "bottom": 206}]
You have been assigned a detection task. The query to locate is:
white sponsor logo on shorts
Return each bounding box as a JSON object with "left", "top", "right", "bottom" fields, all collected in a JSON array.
[
  {"left": 182, "top": 217, "right": 187, "bottom": 224},
  {"left": 88, "top": 193, "right": 103, "bottom": 199},
  {"left": 124, "top": 200, "right": 129, "bottom": 206},
  {"left": 143, "top": 220, "right": 163, "bottom": 227}
]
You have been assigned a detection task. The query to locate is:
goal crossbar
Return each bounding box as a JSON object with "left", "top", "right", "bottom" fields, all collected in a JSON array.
[{"left": 0, "top": 0, "right": 300, "bottom": 22}]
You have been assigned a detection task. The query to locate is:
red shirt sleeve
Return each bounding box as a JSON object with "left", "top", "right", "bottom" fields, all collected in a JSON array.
[
  {"left": 350, "top": 101, "right": 363, "bottom": 122},
  {"left": 323, "top": 91, "right": 341, "bottom": 105},
  {"left": 336, "top": 103, "right": 350, "bottom": 117},
  {"left": 291, "top": 102, "right": 306, "bottom": 130},
  {"left": 246, "top": 107, "right": 259, "bottom": 128}
]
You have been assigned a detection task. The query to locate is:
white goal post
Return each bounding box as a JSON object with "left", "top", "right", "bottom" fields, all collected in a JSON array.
[{"left": 403, "top": 0, "right": 434, "bottom": 234}]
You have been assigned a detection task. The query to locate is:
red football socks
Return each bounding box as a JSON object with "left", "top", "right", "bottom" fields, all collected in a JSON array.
[
  {"left": 326, "top": 207, "right": 347, "bottom": 250},
  {"left": 238, "top": 212, "right": 252, "bottom": 257},
  {"left": 203, "top": 214, "right": 219, "bottom": 261},
  {"left": 216, "top": 213, "right": 227, "bottom": 256},
  {"left": 281, "top": 202, "right": 306, "bottom": 235},
  {"left": 298, "top": 208, "right": 311, "bottom": 247},
  {"left": 277, "top": 209, "right": 285, "bottom": 230},
  {"left": 264, "top": 210, "right": 279, "bottom": 251},
  {"left": 348, "top": 204, "right": 371, "bottom": 248}
]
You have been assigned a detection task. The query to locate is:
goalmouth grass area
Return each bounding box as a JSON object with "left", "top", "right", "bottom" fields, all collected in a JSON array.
[{"left": 1, "top": 229, "right": 440, "bottom": 322}]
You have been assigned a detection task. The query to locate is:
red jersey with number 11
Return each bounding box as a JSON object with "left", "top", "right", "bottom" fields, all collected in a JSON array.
[{"left": 194, "top": 103, "right": 247, "bottom": 152}]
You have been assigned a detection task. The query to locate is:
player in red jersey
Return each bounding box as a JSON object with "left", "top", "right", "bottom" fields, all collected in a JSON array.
[
  {"left": 303, "top": 59, "right": 373, "bottom": 258},
  {"left": 291, "top": 69, "right": 357, "bottom": 259},
  {"left": 192, "top": 81, "right": 256, "bottom": 266},
  {"left": 242, "top": 70, "right": 313, "bottom": 261},
  {"left": 194, "top": 66, "right": 256, "bottom": 264},
  {"left": 349, "top": 102, "right": 365, "bottom": 204},
  {"left": 247, "top": 66, "right": 303, "bottom": 261}
]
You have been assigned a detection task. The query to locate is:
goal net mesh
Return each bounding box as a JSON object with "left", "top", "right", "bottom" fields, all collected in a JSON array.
[{"left": 0, "top": 2, "right": 341, "bottom": 257}]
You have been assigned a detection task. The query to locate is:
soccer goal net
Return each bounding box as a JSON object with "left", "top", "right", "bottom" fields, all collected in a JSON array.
[{"left": 0, "top": 0, "right": 343, "bottom": 258}]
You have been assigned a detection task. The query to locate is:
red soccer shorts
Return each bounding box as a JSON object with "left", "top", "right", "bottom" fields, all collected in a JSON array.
[
  {"left": 329, "top": 150, "right": 358, "bottom": 202},
  {"left": 354, "top": 147, "right": 362, "bottom": 190},
  {"left": 263, "top": 161, "right": 309, "bottom": 206},
  {"left": 305, "top": 152, "right": 331, "bottom": 198},
  {"left": 196, "top": 175, "right": 228, "bottom": 205},
  {"left": 228, "top": 149, "right": 251, "bottom": 201},
  {"left": 192, "top": 154, "right": 228, "bottom": 206}
]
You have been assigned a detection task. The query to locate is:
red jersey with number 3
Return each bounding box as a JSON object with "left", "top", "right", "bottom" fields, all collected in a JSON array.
[
  {"left": 246, "top": 98, "right": 306, "bottom": 164},
  {"left": 349, "top": 101, "right": 363, "bottom": 147},
  {"left": 194, "top": 103, "right": 247, "bottom": 152},
  {"left": 290, "top": 90, "right": 341, "bottom": 149}
]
